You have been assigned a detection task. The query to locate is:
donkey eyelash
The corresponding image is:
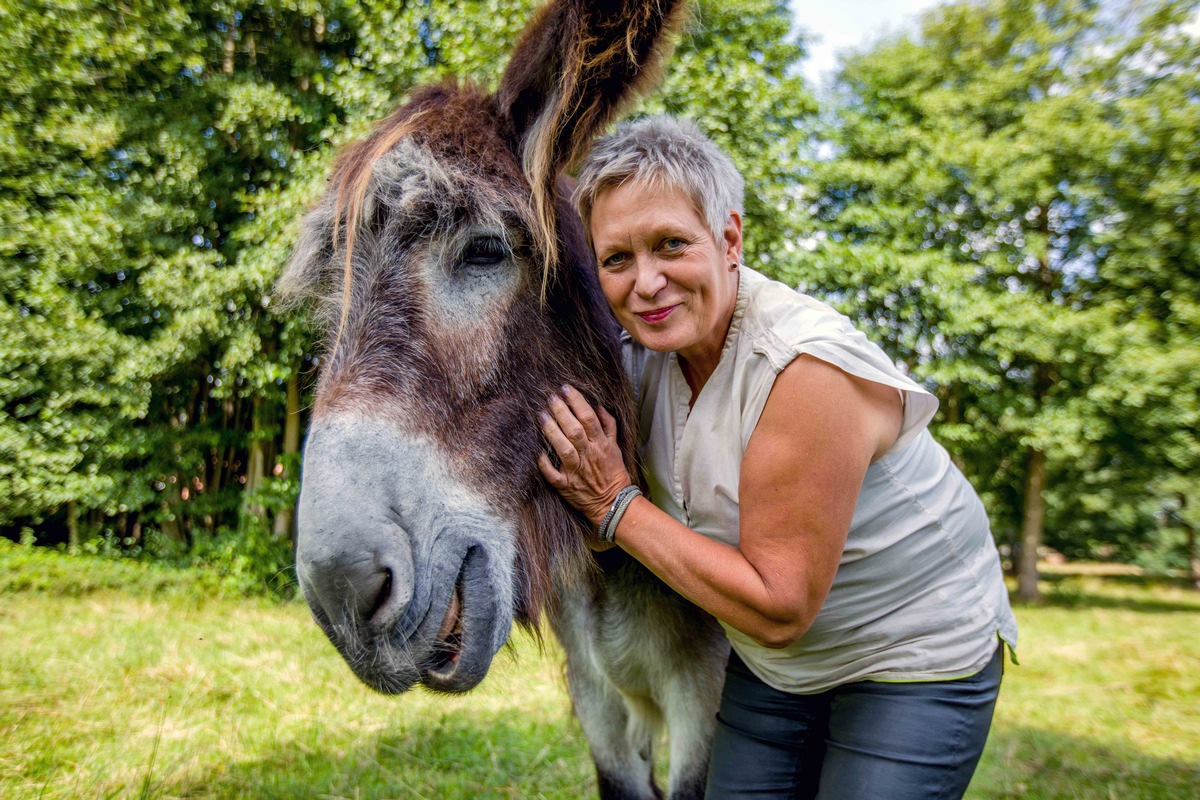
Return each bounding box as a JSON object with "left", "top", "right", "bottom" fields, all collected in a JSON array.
[{"left": 459, "top": 236, "right": 511, "bottom": 267}]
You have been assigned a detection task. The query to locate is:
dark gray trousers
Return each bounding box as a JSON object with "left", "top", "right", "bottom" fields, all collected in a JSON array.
[{"left": 705, "top": 644, "right": 1004, "bottom": 799}]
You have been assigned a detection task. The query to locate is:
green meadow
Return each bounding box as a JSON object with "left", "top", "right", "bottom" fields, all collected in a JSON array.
[{"left": 2, "top": 549, "right": 1197, "bottom": 799}]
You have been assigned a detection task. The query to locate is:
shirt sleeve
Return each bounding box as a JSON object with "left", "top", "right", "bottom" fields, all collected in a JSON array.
[{"left": 750, "top": 294, "right": 939, "bottom": 454}]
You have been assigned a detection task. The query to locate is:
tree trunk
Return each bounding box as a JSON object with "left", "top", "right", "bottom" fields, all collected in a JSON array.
[
  {"left": 1005, "top": 527, "right": 1020, "bottom": 577},
  {"left": 1016, "top": 447, "right": 1046, "bottom": 602},
  {"left": 243, "top": 394, "right": 266, "bottom": 521},
  {"left": 67, "top": 500, "right": 79, "bottom": 554},
  {"left": 1181, "top": 494, "right": 1199, "bottom": 592},
  {"left": 223, "top": 15, "right": 237, "bottom": 75},
  {"left": 210, "top": 446, "right": 224, "bottom": 496},
  {"left": 272, "top": 371, "right": 302, "bottom": 540},
  {"left": 160, "top": 487, "right": 183, "bottom": 543}
]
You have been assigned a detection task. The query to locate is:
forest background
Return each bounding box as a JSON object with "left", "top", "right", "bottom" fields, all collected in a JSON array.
[{"left": 2, "top": 0, "right": 1198, "bottom": 601}]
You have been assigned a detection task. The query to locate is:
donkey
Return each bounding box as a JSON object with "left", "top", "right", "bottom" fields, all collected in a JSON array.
[{"left": 280, "top": 1, "right": 728, "bottom": 797}]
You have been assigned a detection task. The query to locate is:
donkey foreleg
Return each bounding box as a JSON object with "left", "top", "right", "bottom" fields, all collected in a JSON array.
[
  {"left": 662, "top": 668, "right": 724, "bottom": 800},
  {"left": 566, "top": 661, "right": 664, "bottom": 800}
]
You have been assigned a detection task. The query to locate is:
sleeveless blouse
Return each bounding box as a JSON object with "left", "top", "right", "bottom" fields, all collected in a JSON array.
[{"left": 624, "top": 266, "right": 1018, "bottom": 694}]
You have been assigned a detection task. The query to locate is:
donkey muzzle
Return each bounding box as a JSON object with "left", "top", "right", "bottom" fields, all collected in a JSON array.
[{"left": 294, "top": 415, "right": 517, "bottom": 693}]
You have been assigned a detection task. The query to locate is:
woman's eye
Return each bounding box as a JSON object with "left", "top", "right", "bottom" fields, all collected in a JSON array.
[
  {"left": 602, "top": 252, "right": 629, "bottom": 269},
  {"left": 662, "top": 238, "right": 686, "bottom": 251}
]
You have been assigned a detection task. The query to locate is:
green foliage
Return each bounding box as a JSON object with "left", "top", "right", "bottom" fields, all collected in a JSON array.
[
  {"left": 2, "top": 0, "right": 1196, "bottom": 578},
  {"left": 0, "top": 529, "right": 296, "bottom": 601},
  {"left": 187, "top": 518, "right": 299, "bottom": 598},
  {"left": 0, "top": 536, "right": 212, "bottom": 598},
  {"left": 806, "top": 0, "right": 1200, "bottom": 571},
  {"left": 1, "top": 0, "right": 816, "bottom": 573}
]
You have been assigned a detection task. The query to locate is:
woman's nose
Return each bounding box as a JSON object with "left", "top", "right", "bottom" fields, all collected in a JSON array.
[{"left": 633, "top": 258, "right": 667, "bottom": 298}]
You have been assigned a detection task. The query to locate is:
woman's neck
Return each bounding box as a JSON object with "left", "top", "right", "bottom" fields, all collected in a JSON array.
[
  {"left": 678, "top": 297, "right": 738, "bottom": 403},
  {"left": 678, "top": 352, "right": 718, "bottom": 404}
]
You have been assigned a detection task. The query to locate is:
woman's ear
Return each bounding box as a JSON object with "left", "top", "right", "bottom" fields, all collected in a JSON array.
[{"left": 723, "top": 210, "right": 744, "bottom": 268}]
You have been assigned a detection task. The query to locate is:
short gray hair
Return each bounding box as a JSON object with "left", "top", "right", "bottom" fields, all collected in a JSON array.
[{"left": 573, "top": 116, "right": 744, "bottom": 250}]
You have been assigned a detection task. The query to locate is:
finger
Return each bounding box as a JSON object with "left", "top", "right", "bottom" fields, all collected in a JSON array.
[
  {"left": 598, "top": 406, "right": 617, "bottom": 440},
  {"left": 539, "top": 411, "right": 579, "bottom": 464},
  {"left": 548, "top": 394, "right": 589, "bottom": 447},
  {"left": 559, "top": 385, "right": 605, "bottom": 439},
  {"left": 537, "top": 452, "right": 567, "bottom": 488}
]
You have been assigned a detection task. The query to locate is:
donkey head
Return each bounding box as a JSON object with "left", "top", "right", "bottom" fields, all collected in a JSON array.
[{"left": 282, "top": 0, "right": 688, "bottom": 694}]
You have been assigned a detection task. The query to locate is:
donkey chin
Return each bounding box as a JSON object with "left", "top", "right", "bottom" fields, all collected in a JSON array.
[{"left": 294, "top": 414, "right": 517, "bottom": 694}]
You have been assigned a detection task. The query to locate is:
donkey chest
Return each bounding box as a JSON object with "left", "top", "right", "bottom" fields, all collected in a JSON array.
[{"left": 588, "top": 558, "right": 726, "bottom": 694}]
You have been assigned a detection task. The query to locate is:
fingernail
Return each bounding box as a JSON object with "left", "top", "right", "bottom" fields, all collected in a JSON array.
[{"left": 561, "top": 384, "right": 572, "bottom": 396}]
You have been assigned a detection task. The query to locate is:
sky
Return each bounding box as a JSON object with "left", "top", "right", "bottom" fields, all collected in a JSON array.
[
  {"left": 792, "top": 1, "right": 1200, "bottom": 88},
  {"left": 790, "top": 0, "right": 944, "bottom": 88}
]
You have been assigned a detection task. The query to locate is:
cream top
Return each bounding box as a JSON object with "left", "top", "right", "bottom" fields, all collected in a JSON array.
[{"left": 625, "top": 266, "right": 1017, "bottom": 694}]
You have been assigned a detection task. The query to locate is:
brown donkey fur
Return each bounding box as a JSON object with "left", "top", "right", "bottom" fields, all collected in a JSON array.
[{"left": 283, "top": 2, "right": 727, "bottom": 798}]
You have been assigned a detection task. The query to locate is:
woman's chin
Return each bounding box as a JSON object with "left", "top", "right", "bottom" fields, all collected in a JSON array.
[
  {"left": 625, "top": 319, "right": 691, "bottom": 353},
  {"left": 635, "top": 333, "right": 687, "bottom": 354}
]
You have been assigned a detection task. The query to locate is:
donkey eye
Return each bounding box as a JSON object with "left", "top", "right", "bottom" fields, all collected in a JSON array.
[{"left": 460, "top": 236, "right": 510, "bottom": 268}]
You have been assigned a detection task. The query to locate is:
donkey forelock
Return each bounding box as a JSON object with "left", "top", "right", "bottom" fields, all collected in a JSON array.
[{"left": 320, "top": 87, "right": 539, "bottom": 348}]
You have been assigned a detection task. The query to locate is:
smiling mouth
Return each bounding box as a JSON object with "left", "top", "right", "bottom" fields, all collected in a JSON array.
[{"left": 635, "top": 305, "right": 678, "bottom": 324}]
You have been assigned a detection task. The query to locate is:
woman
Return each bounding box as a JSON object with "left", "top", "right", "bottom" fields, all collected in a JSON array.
[{"left": 538, "top": 116, "right": 1018, "bottom": 799}]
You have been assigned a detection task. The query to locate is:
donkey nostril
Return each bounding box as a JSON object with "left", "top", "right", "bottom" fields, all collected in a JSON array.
[
  {"left": 367, "top": 569, "right": 393, "bottom": 622},
  {"left": 300, "top": 547, "right": 414, "bottom": 631},
  {"left": 366, "top": 562, "right": 415, "bottom": 630}
]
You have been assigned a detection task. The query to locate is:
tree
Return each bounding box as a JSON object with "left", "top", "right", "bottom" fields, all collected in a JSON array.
[
  {"left": 1, "top": 0, "right": 816, "bottom": 582},
  {"left": 0, "top": 0, "right": 364, "bottom": 555},
  {"left": 1081, "top": 4, "right": 1200, "bottom": 586},
  {"left": 808, "top": 0, "right": 1200, "bottom": 598}
]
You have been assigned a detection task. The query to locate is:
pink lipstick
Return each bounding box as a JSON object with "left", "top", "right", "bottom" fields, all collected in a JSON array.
[{"left": 635, "top": 305, "right": 678, "bottom": 324}]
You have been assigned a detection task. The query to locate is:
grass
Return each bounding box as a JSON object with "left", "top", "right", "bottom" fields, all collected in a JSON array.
[{"left": 1, "top": 546, "right": 1198, "bottom": 799}]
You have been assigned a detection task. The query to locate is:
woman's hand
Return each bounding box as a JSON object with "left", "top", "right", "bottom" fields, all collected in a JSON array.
[{"left": 537, "top": 385, "right": 632, "bottom": 528}]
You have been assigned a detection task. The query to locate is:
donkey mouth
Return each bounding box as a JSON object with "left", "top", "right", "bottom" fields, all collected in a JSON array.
[
  {"left": 418, "top": 544, "right": 502, "bottom": 693},
  {"left": 306, "top": 541, "right": 506, "bottom": 696},
  {"left": 428, "top": 578, "right": 464, "bottom": 675}
]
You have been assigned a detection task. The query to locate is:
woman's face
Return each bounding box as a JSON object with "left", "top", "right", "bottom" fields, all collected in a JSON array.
[{"left": 590, "top": 181, "right": 742, "bottom": 369}]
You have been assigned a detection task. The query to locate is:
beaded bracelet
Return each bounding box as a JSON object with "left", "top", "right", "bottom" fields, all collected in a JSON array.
[{"left": 598, "top": 485, "right": 642, "bottom": 543}]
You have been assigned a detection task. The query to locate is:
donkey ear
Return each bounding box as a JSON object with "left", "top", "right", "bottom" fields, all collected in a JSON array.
[{"left": 497, "top": 0, "right": 689, "bottom": 177}]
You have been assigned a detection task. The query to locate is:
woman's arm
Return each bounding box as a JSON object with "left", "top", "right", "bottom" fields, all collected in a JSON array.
[{"left": 539, "top": 354, "right": 902, "bottom": 648}]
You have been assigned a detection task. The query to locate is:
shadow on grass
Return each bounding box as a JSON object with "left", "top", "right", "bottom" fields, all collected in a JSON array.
[
  {"left": 154, "top": 713, "right": 1200, "bottom": 800},
  {"left": 1011, "top": 574, "right": 1200, "bottom": 614},
  {"left": 164, "top": 708, "right": 598, "bottom": 800},
  {"left": 972, "top": 724, "right": 1200, "bottom": 800}
]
